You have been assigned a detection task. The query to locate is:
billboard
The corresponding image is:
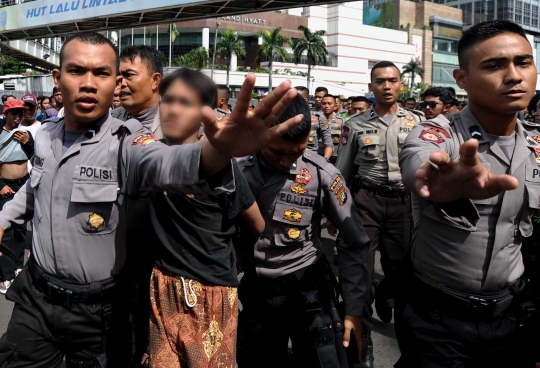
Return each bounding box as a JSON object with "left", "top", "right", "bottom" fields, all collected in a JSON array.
[
  {"left": 363, "top": 3, "right": 393, "bottom": 29},
  {"left": 0, "top": 0, "right": 206, "bottom": 32}
]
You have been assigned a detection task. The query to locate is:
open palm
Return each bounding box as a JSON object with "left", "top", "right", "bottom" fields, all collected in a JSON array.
[
  {"left": 415, "top": 139, "right": 519, "bottom": 202},
  {"left": 202, "top": 74, "right": 301, "bottom": 158}
]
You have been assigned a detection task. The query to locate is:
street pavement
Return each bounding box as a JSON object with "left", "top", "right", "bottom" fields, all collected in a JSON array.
[{"left": 0, "top": 227, "right": 401, "bottom": 367}]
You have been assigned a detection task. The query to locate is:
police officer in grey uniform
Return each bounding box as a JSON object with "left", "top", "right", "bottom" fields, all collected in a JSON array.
[
  {"left": 398, "top": 20, "right": 538, "bottom": 367},
  {"left": 0, "top": 32, "right": 302, "bottom": 368},
  {"left": 310, "top": 87, "right": 334, "bottom": 159},
  {"left": 237, "top": 95, "right": 369, "bottom": 368},
  {"left": 319, "top": 94, "right": 346, "bottom": 164},
  {"left": 335, "top": 61, "right": 424, "bottom": 367}
]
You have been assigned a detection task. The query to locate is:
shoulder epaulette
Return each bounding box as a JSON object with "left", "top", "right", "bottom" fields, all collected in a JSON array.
[
  {"left": 405, "top": 108, "right": 425, "bottom": 118},
  {"left": 303, "top": 150, "right": 334, "bottom": 173}
]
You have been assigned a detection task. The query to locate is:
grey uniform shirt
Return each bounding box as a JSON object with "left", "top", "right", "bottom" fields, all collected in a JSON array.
[
  {"left": 308, "top": 111, "right": 333, "bottom": 153},
  {"left": 399, "top": 106, "right": 540, "bottom": 292},
  {"left": 239, "top": 151, "right": 370, "bottom": 316},
  {"left": 0, "top": 113, "right": 234, "bottom": 283},
  {"left": 113, "top": 105, "right": 162, "bottom": 139},
  {"left": 336, "top": 107, "right": 425, "bottom": 184},
  {"left": 326, "top": 113, "right": 345, "bottom": 158}
]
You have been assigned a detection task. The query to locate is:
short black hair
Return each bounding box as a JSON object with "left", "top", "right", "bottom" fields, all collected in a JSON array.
[
  {"left": 159, "top": 68, "right": 217, "bottom": 109},
  {"left": 405, "top": 97, "right": 416, "bottom": 103},
  {"left": 449, "top": 98, "right": 460, "bottom": 107},
  {"left": 323, "top": 94, "right": 335, "bottom": 100},
  {"left": 444, "top": 87, "right": 456, "bottom": 97},
  {"left": 60, "top": 32, "right": 118, "bottom": 70},
  {"left": 397, "top": 100, "right": 404, "bottom": 105},
  {"left": 217, "top": 85, "right": 230, "bottom": 99},
  {"left": 6, "top": 95, "right": 16, "bottom": 99},
  {"left": 52, "top": 87, "right": 60, "bottom": 95},
  {"left": 352, "top": 96, "right": 372, "bottom": 105},
  {"left": 120, "top": 45, "right": 163, "bottom": 76},
  {"left": 347, "top": 96, "right": 354, "bottom": 102},
  {"left": 315, "top": 87, "right": 328, "bottom": 95},
  {"left": 458, "top": 20, "right": 528, "bottom": 69},
  {"left": 423, "top": 87, "right": 453, "bottom": 105},
  {"left": 273, "top": 94, "right": 311, "bottom": 142},
  {"left": 370, "top": 61, "right": 400, "bottom": 81},
  {"left": 528, "top": 94, "right": 540, "bottom": 115},
  {"left": 295, "top": 86, "right": 309, "bottom": 93}
]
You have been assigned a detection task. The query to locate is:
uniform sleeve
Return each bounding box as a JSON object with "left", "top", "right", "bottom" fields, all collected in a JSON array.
[
  {"left": 335, "top": 120, "right": 358, "bottom": 181},
  {"left": 399, "top": 120, "right": 480, "bottom": 230},
  {"left": 227, "top": 159, "right": 256, "bottom": 219},
  {"left": 123, "top": 135, "right": 235, "bottom": 196},
  {"left": 319, "top": 117, "right": 334, "bottom": 149},
  {"left": 322, "top": 167, "right": 369, "bottom": 316}
]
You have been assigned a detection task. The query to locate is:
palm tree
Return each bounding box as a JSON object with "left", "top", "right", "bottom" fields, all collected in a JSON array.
[
  {"left": 216, "top": 28, "right": 246, "bottom": 87},
  {"left": 257, "top": 27, "right": 292, "bottom": 91},
  {"left": 292, "top": 25, "right": 328, "bottom": 91},
  {"left": 401, "top": 58, "right": 424, "bottom": 97}
]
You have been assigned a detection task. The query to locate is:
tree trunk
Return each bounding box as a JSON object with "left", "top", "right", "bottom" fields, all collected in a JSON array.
[
  {"left": 268, "top": 57, "right": 273, "bottom": 92},
  {"left": 307, "top": 63, "right": 312, "bottom": 92},
  {"left": 226, "top": 57, "right": 230, "bottom": 88},
  {"left": 410, "top": 71, "right": 416, "bottom": 98}
]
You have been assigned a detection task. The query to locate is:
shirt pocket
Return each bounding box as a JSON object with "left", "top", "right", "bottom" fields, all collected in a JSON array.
[
  {"left": 71, "top": 181, "right": 119, "bottom": 236},
  {"left": 271, "top": 200, "right": 313, "bottom": 247},
  {"left": 357, "top": 134, "right": 381, "bottom": 161}
]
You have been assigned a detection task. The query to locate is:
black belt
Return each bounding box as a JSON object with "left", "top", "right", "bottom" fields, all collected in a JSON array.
[
  {"left": 410, "top": 273, "right": 517, "bottom": 320},
  {"left": 1, "top": 174, "right": 30, "bottom": 186},
  {"left": 354, "top": 176, "right": 405, "bottom": 199},
  {"left": 28, "top": 258, "right": 122, "bottom": 308}
]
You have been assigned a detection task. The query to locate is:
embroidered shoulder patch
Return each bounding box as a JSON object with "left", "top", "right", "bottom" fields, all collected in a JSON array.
[
  {"left": 424, "top": 125, "right": 450, "bottom": 138},
  {"left": 132, "top": 133, "right": 157, "bottom": 146},
  {"left": 419, "top": 130, "right": 443, "bottom": 144}
]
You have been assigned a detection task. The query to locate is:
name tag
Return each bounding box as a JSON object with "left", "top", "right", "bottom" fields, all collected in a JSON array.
[
  {"left": 526, "top": 165, "right": 540, "bottom": 182},
  {"left": 75, "top": 165, "right": 116, "bottom": 181}
]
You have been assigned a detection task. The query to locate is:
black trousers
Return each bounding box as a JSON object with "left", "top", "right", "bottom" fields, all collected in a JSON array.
[
  {"left": 238, "top": 261, "right": 342, "bottom": 368},
  {"left": 394, "top": 298, "right": 535, "bottom": 368},
  {"left": 0, "top": 176, "right": 28, "bottom": 282},
  {"left": 0, "top": 266, "right": 132, "bottom": 367},
  {"left": 354, "top": 188, "right": 411, "bottom": 331}
]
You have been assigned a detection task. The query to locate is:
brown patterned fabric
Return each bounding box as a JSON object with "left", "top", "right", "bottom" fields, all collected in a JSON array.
[{"left": 149, "top": 267, "right": 238, "bottom": 368}]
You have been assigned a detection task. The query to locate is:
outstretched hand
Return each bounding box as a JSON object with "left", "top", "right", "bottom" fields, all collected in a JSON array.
[
  {"left": 201, "top": 74, "right": 302, "bottom": 158},
  {"left": 414, "top": 139, "right": 519, "bottom": 202}
]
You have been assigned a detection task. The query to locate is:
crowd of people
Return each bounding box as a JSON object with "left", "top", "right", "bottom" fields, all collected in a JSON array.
[{"left": 0, "top": 18, "right": 537, "bottom": 368}]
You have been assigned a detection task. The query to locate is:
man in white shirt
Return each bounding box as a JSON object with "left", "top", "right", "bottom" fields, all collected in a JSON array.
[{"left": 19, "top": 93, "right": 41, "bottom": 172}]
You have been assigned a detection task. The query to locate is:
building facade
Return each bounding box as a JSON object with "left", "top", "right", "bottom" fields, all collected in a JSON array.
[{"left": 114, "top": 1, "right": 421, "bottom": 96}]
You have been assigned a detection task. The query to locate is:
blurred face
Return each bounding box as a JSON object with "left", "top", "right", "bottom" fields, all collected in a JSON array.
[
  {"left": 347, "top": 99, "right": 353, "bottom": 112},
  {"left": 421, "top": 96, "right": 447, "bottom": 119},
  {"left": 260, "top": 136, "right": 309, "bottom": 172},
  {"left": 23, "top": 104, "right": 37, "bottom": 122},
  {"left": 335, "top": 98, "right": 342, "bottom": 112},
  {"left": 53, "top": 91, "right": 62, "bottom": 104},
  {"left": 405, "top": 100, "right": 416, "bottom": 109},
  {"left": 6, "top": 96, "right": 15, "bottom": 102},
  {"left": 41, "top": 98, "right": 50, "bottom": 111},
  {"left": 447, "top": 104, "right": 459, "bottom": 114},
  {"left": 454, "top": 33, "right": 536, "bottom": 117},
  {"left": 112, "top": 95, "right": 121, "bottom": 109},
  {"left": 119, "top": 56, "right": 161, "bottom": 114},
  {"left": 4, "top": 109, "right": 24, "bottom": 129},
  {"left": 159, "top": 78, "right": 203, "bottom": 142},
  {"left": 397, "top": 101, "right": 404, "bottom": 108},
  {"left": 314, "top": 91, "right": 326, "bottom": 109},
  {"left": 52, "top": 39, "right": 119, "bottom": 126},
  {"left": 369, "top": 67, "right": 403, "bottom": 106},
  {"left": 321, "top": 96, "right": 335, "bottom": 117},
  {"left": 350, "top": 101, "right": 369, "bottom": 115}
]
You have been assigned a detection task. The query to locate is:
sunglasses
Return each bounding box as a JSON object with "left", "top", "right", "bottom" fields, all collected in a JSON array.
[{"left": 420, "top": 101, "right": 439, "bottom": 109}]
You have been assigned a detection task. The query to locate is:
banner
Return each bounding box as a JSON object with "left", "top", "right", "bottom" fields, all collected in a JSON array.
[{"left": 0, "top": 0, "right": 206, "bottom": 32}]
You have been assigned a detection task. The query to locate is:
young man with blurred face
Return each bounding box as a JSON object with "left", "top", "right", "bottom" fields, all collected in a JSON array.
[
  {"left": 405, "top": 98, "right": 417, "bottom": 110},
  {"left": 322, "top": 94, "right": 345, "bottom": 163},
  {"left": 147, "top": 68, "right": 265, "bottom": 367},
  {"left": 308, "top": 86, "right": 333, "bottom": 159},
  {"left": 336, "top": 61, "right": 425, "bottom": 368},
  {"left": 0, "top": 31, "right": 302, "bottom": 367},
  {"left": 237, "top": 94, "right": 369, "bottom": 368},
  {"left": 0, "top": 99, "right": 33, "bottom": 295},
  {"left": 20, "top": 93, "right": 41, "bottom": 139},
  {"left": 313, "top": 86, "right": 328, "bottom": 112},
  {"left": 112, "top": 94, "right": 121, "bottom": 109},
  {"left": 350, "top": 96, "right": 372, "bottom": 115},
  {"left": 115, "top": 45, "right": 163, "bottom": 138},
  {"left": 398, "top": 20, "right": 540, "bottom": 366},
  {"left": 43, "top": 87, "right": 63, "bottom": 120}
]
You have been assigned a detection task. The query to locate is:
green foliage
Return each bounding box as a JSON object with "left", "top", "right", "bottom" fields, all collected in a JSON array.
[
  {"left": 159, "top": 51, "right": 168, "bottom": 67},
  {"left": 401, "top": 58, "right": 425, "bottom": 98},
  {"left": 216, "top": 28, "right": 246, "bottom": 86},
  {"left": 214, "top": 64, "right": 228, "bottom": 70},
  {"left": 413, "top": 82, "right": 432, "bottom": 99},
  {"left": 257, "top": 27, "right": 291, "bottom": 90},
  {"left": 252, "top": 91, "right": 259, "bottom": 99},
  {"left": 293, "top": 25, "right": 328, "bottom": 90},
  {"left": 173, "top": 47, "right": 209, "bottom": 70},
  {"left": 237, "top": 66, "right": 270, "bottom": 73}
]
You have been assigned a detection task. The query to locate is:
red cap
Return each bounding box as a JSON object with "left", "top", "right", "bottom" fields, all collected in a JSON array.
[
  {"left": 3, "top": 99, "right": 26, "bottom": 113},
  {"left": 21, "top": 93, "right": 37, "bottom": 107}
]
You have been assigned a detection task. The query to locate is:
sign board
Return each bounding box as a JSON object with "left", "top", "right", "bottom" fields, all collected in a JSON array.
[{"left": 0, "top": 0, "right": 205, "bottom": 32}]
